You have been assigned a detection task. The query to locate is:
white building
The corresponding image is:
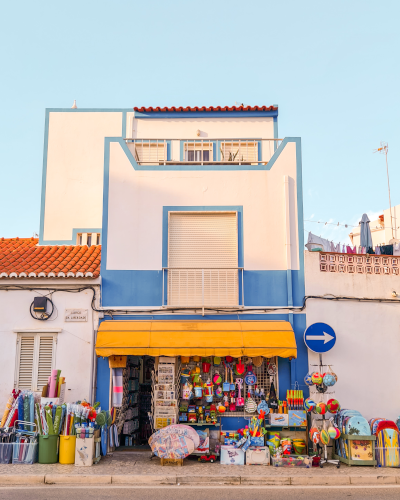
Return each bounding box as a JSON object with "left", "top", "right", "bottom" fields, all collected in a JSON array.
[
  {"left": 349, "top": 204, "right": 400, "bottom": 247},
  {"left": 305, "top": 249, "right": 400, "bottom": 421},
  {"left": 0, "top": 237, "right": 101, "bottom": 408}
]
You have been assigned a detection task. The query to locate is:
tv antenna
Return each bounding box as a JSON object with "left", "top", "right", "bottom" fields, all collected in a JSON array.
[{"left": 373, "top": 142, "right": 394, "bottom": 239}]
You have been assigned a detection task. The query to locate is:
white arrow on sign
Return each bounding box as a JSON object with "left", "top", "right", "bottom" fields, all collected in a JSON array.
[{"left": 306, "top": 331, "right": 334, "bottom": 344}]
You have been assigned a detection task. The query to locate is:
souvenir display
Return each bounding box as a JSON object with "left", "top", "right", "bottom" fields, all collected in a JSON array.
[
  {"left": 315, "top": 402, "right": 327, "bottom": 415},
  {"left": 304, "top": 373, "right": 313, "bottom": 386},
  {"left": 327, "top": 399, "right": 340, "bottom": 414},
  {"left": 304, "top": 398, "right": 316, "bottom": 412},
  {"left": 311, "top": 372, "right": 323, "bottom": 385}
]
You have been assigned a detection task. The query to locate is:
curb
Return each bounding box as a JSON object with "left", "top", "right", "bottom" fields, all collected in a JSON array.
[{"left": 0, "top": 474, "right": 400, "bottom": 486}]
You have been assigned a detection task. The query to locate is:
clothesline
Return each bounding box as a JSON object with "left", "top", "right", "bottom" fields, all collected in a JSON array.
[
  {"left": 304, "top": 219, "right": 400, "bottom": 231},
  {"left": 306, "top": 232, "right": 400, "bottom": 256}
]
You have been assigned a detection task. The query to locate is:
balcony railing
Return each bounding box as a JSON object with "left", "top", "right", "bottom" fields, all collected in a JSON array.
[
  {"left": 124, "top": 139, "right": 282, "bottom": 166},
  {"left": 162, "top": 267, "right": 244, "bottom": 309}
]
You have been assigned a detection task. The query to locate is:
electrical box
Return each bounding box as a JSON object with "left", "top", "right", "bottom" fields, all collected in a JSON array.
[{"left": 33, "top": 296, "right": 48, "bottom": 312}]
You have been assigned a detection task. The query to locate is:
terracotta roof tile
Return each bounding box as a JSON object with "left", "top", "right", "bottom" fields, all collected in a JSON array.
[
  {"left": 0, "top": 238, "right": 101, "bottom": 279},
  {"left": 134, "top": 105, "right": 278, "bottom": 113}
]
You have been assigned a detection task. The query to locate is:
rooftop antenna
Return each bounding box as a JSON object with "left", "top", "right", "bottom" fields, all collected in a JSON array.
[{"left": 373, "top": 141, "right": 394, "bottom": 238}]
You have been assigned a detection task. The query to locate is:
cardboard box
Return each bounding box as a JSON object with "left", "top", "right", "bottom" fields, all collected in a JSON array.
[
  {"left": 75, "top": 437, "right": 94, "bottom": 466},
  {"left": 288, "top": 410, "right": 307, "bottom": 427},
  {"left": 220, "top": 445, "right": 245, "bottom": 465},
  {"left": 250, "top": 436, "right": 264, "bottom": 447},
  {"left": 267, "top": 413, "right": 289, "bottom": 426},
  {"left": 246, "top": 446, "right": 270, "bottom": 465}
]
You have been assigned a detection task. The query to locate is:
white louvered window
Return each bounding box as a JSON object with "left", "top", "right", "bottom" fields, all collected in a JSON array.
[
  {"left": 220, "top": 140, "right": 258, "bottom": 163},
  {"left": 15, "top": 333, "right": 56, "bottom": 391},
  {"left": 134, "top": 141, "right": 167, "bottom": 164},
  {"left": 184, "top": 142, "right": 213, "bottom": 162},
  {"left": 168, "top": 212, "right": 238, "bottom": 307}
]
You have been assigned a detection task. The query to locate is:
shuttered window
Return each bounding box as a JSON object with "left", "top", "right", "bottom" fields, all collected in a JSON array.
[
  {"left": 134, "top": 142, "right": 167, "bottom": 164},
  {"left": 168, "top": 212, "right": 238, "bottom": 307},
  {"left": 16, "top": 333, "right": 56, "bottom": 391},
  {"left": 220, "top": 141, "right": 258, "bottom": 163}
]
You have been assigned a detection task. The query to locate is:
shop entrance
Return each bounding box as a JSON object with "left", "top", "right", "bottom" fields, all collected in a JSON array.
[{"left": 114, "top": 355, "right": 155, "bottom": 450}]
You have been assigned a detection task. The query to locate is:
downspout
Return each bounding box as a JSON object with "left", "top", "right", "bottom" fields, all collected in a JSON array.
[{"left": 284, "top": 175, "right": 296, "bottom": 386}]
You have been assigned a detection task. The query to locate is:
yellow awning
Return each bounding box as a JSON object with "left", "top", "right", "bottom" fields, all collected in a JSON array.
[{"left": 95, "top": 320, "right": 297, "bottom": 358}]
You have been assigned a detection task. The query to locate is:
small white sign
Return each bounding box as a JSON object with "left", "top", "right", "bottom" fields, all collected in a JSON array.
[{"left": 65, "top": 309, "right": 88, "bottom": 322}]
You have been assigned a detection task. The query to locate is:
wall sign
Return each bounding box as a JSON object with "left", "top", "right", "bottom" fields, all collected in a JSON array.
[
  {"left": 65, "top": 309, "right": 88, "bottom": 322},
  {"left": 304, "top": 323, "right": 336, "bottom": 353}
]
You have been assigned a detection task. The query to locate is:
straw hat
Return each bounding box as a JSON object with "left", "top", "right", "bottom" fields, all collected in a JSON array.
[{"left": 252, "top": 356, "right": 263, "bottom": 367}]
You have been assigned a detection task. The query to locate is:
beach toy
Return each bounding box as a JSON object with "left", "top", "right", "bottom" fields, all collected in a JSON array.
[
  {"left": 328, "top": 426, "right": 341, "bottom": 439},
  {"left": 181, "top": 356, "right": 190, "bottom": 364},
  {"left": 323, "top": 373, "right": 336, "bottom": 387},
  {"left": 304, "top": 398, "right": 316, "bottom": 412},
  {"left": 316, "top": 383, "right": 327, "bottom": 393},
  {"left": 253, "top": 356, "right": 263, "bottom": 368},
  {"left": 280, "top": 438, "right": 292, "bottom": 454},
  {"left": 218, "top": 405, "right": 226, "bottom": 413},
  {"left": 320, "top": 429, "right": 330, "bottom": 445},
  {"left": 315, "top": 402, "right": 327, "bottom": 415},
  {"left": 245, "top": 393, "right": 257, "bottom": 413},
  {"left": 213, "top": 372, "right": 222, "bottom": 385},
  {"left": 236, "top": 379, "right": 244, "bottom": 406},
  {"left": 244, "top": 365, "right": 257, "bottom": 386},
  {"left": 311, "top": 372, "right": 323, "bottom": 385},
  {"left": 215, "top": 387, "right": 223, "bottom": 398},
  {"left": 327, "top": 399, "right": 340, "bottom": 414},
  {"left": 304, "top": 373, "right": 313, "bottom": 386},
  {"left": 235, "top": 358, "right": 245, "bottom": 375},
  {"left": 213, "top": 357, "right": 221, "bottom": 366},
  {"left": 292, "top": 439, "right": 306, "bottom": 455},
  {"left": 310, "top": 429, "right": 320, "bottom": 444}
]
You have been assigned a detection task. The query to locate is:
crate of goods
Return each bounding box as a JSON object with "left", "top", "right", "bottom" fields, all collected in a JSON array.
[
  {"left": 246, "top": 446, "right": 270, "bottom": 465},
  {"left": 75, "top": 437, "right": 94, "bottom": 467},
  {"left": 220, "top": 445, "right": 245, "bottom": 465},
  {"left": 288, "top": 410, "right": 307, "bottom": 427},
  {"left": 267, "top": 413, "right": 289, "bottom": 426},
  {"left": 12, "top": 442, "right": 38, "bottom": 465},
  {"left": 271, "top": 454, "right": 311, "bottom": 468}
]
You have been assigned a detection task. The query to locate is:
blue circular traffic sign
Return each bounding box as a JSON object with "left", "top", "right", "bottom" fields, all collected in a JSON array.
[{"left": 304, "top": 323, "right": 336, "bottom": 353}]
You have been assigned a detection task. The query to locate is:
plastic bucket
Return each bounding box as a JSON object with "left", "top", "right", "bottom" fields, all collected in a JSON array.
[
  {"left": 38, "top": 435, "right": 59, "bottom": 464},
  {"left": 59, "top": 435, "right": 76, "bottom": 464}
]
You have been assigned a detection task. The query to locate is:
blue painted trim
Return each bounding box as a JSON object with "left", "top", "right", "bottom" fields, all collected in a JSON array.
[
  {"left": 286, "top": 270, "right": 293, "bottom": 307},
  {"left": 39, "top": 109, "right": 50, "bottom": 243},
  {"left": 101, "top": 138, "right": 112, "bottom": 278},
  {"left": 122, "top": 111, "right": 127, "bottom": 137},
  {"left": 106, "top": 136, "right": 299, "bottom": 172},
  {"left": 134, "top": 110, "right": 278, "bottom": 119},
  {"left": 40, "top": 228, "right": 102, "bottom": 246},
  {"left": 46, "top": 108, "right": 132, "bottom": 112},
  {"left": 273, "top": 116, "right": 278, "bottom": 152},
  {"left": 161, "top": 206, "right": 244, "bottom": 268}
]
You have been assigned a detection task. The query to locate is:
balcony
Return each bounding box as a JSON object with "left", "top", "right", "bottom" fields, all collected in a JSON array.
[
  {"left": 162, "top": 268, "right": 243, "bottom": 309},
  {"left": 125, "top": 138, "right": 282, "bottom": 166}
]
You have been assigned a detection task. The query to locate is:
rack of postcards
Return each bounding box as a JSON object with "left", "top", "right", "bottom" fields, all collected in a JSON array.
[
  {"left": 122, "top": 356, "right": 140, "bottom": 445},
  {"left": 152, "top": 357, "right": 178, "bottom": 430}
]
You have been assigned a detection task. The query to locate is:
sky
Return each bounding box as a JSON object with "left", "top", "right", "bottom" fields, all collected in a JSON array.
[{"left": 1, "top": 0, "right": 399, "bottom": 244}]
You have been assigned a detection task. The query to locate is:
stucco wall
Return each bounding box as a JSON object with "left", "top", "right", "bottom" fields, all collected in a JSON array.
[
  {"left": 0, "top": 282, "right": 100, "bottom": 408},
  {"left": 42, "top": 111, "right": 124, "bottom": 242},
  {"left": 105, "top": 140, "right": 300, "bottom": 272},
  {"left": 305, "top": 251, "right": 400, "bottom": 421}
]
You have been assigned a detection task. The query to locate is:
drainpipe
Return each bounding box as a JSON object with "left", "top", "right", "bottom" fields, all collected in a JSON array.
[{"left": 284, "top": 175, "right": 296, "bottom": 386}]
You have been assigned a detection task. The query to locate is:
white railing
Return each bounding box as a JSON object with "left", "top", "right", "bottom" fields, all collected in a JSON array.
[
  {"left": 162, "top": 268, "right": 244, "bottom": 308},
  {"left": 124, "top": 139, "right": 282, "bottom": 165}
]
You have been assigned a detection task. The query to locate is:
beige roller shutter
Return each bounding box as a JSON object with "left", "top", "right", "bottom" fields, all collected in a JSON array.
[{"left": 168, "top": 212, "right": 238, "bottom": 307}]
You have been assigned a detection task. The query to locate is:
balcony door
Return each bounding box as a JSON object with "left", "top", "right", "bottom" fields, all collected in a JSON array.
[{"left": 167, "top": 212, "right": 238, "bottom": 307}]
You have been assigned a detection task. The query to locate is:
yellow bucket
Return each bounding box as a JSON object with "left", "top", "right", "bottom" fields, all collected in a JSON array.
[{"left": 59, "top": 435, "right": 76, "bottom": 464}]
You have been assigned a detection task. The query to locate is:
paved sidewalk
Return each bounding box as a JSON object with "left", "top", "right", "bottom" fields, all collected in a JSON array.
[{"left": 0, "top": 451, "right": 399, "bottom": 485}]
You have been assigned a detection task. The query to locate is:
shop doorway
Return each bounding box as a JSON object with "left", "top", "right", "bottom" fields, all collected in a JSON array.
[{"left": 115, "top": 355, "right": 155, "bottom": 450}]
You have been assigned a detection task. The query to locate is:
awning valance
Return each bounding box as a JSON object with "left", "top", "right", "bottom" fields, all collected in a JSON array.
[{"left": 95, "top": 320, "right": 297, "bottom": 359}]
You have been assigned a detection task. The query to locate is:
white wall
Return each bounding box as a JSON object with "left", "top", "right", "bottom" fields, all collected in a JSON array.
[
  {"left": 126, "top": 114, "right": 274, "bottom": 140},
  {"left": 106, "top": 140, "right": 300, "bottom": 271},
  {"left": 305, "top": 251, "right": 400, "bottom": 421},
  {"left": 0, "top": 281, "right": 100, "bottom": 408},
  {"left": 43, "top": 112, "right": 123, "bottom": 241}
]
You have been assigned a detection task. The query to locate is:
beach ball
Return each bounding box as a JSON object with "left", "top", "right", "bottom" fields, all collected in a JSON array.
[
  {"left": 218, "top": 405, "right": 226, "bottom": 413},
  {"left": 311, "top": 372, "right": 323, "bottom": 385},
  {"left": 315, "top": 402, "right": 327, "bottom": 415},
  {"left": 311, "top": 430, "right": 321, "bottom": 445},
  {"left": 309, "top": 427, "right": 319, "bottom": 440},
  {"left": 327, "top": 399, "right": 340, "bottom": 414},
  {"left": 304, "top": 373, "right": 313, "bottom": 386},
  {"left": 323, "top": 373, "right": 336, "bottom": 387},
  {"left": 316, "top": 383, "right": 328, "bottom": 394},
  {"left": 320, "top": 429, "right": 330, "bottom": 445},
  {"left": 304, "top": 398, "right": 316, "bottom": 412},
  {"left": 328, "top": 426, "right": 341, "bottom": 440}
]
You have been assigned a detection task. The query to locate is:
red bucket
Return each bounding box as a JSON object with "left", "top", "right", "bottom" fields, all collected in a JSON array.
[{"left": 202, "top": 361, "right": 211, "bottom": 373}]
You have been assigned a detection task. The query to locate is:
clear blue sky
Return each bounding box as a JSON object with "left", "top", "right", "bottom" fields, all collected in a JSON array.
[{"left": 1, "top": 0, "right": 399, "bottom": 244}]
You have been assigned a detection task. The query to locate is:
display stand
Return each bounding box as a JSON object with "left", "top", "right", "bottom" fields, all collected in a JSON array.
[{"left": 313, "top": 354, "right": 340, "bottom": 469}]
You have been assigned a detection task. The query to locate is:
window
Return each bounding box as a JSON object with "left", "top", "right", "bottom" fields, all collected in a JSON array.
[
  {"left": 167, "top": 212, "right": 239, "bottom": 307},
  {"left": 87, "top": 234, "right": 92, "bottom": 247},
  {"left": 96, "top": 233, "right": 101, "bottom": 245},
  {"left": 134, "top": 141, "right": 167, "bottom": 164},
  {"left": 184, "top": 142, "right": 213, "bottom": 162},
  {"left": 220, "top": 140, "right": 259, "bottom": 163},
  {"left": 15, "top": 333, "right": 57, "bottom": 391}
]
